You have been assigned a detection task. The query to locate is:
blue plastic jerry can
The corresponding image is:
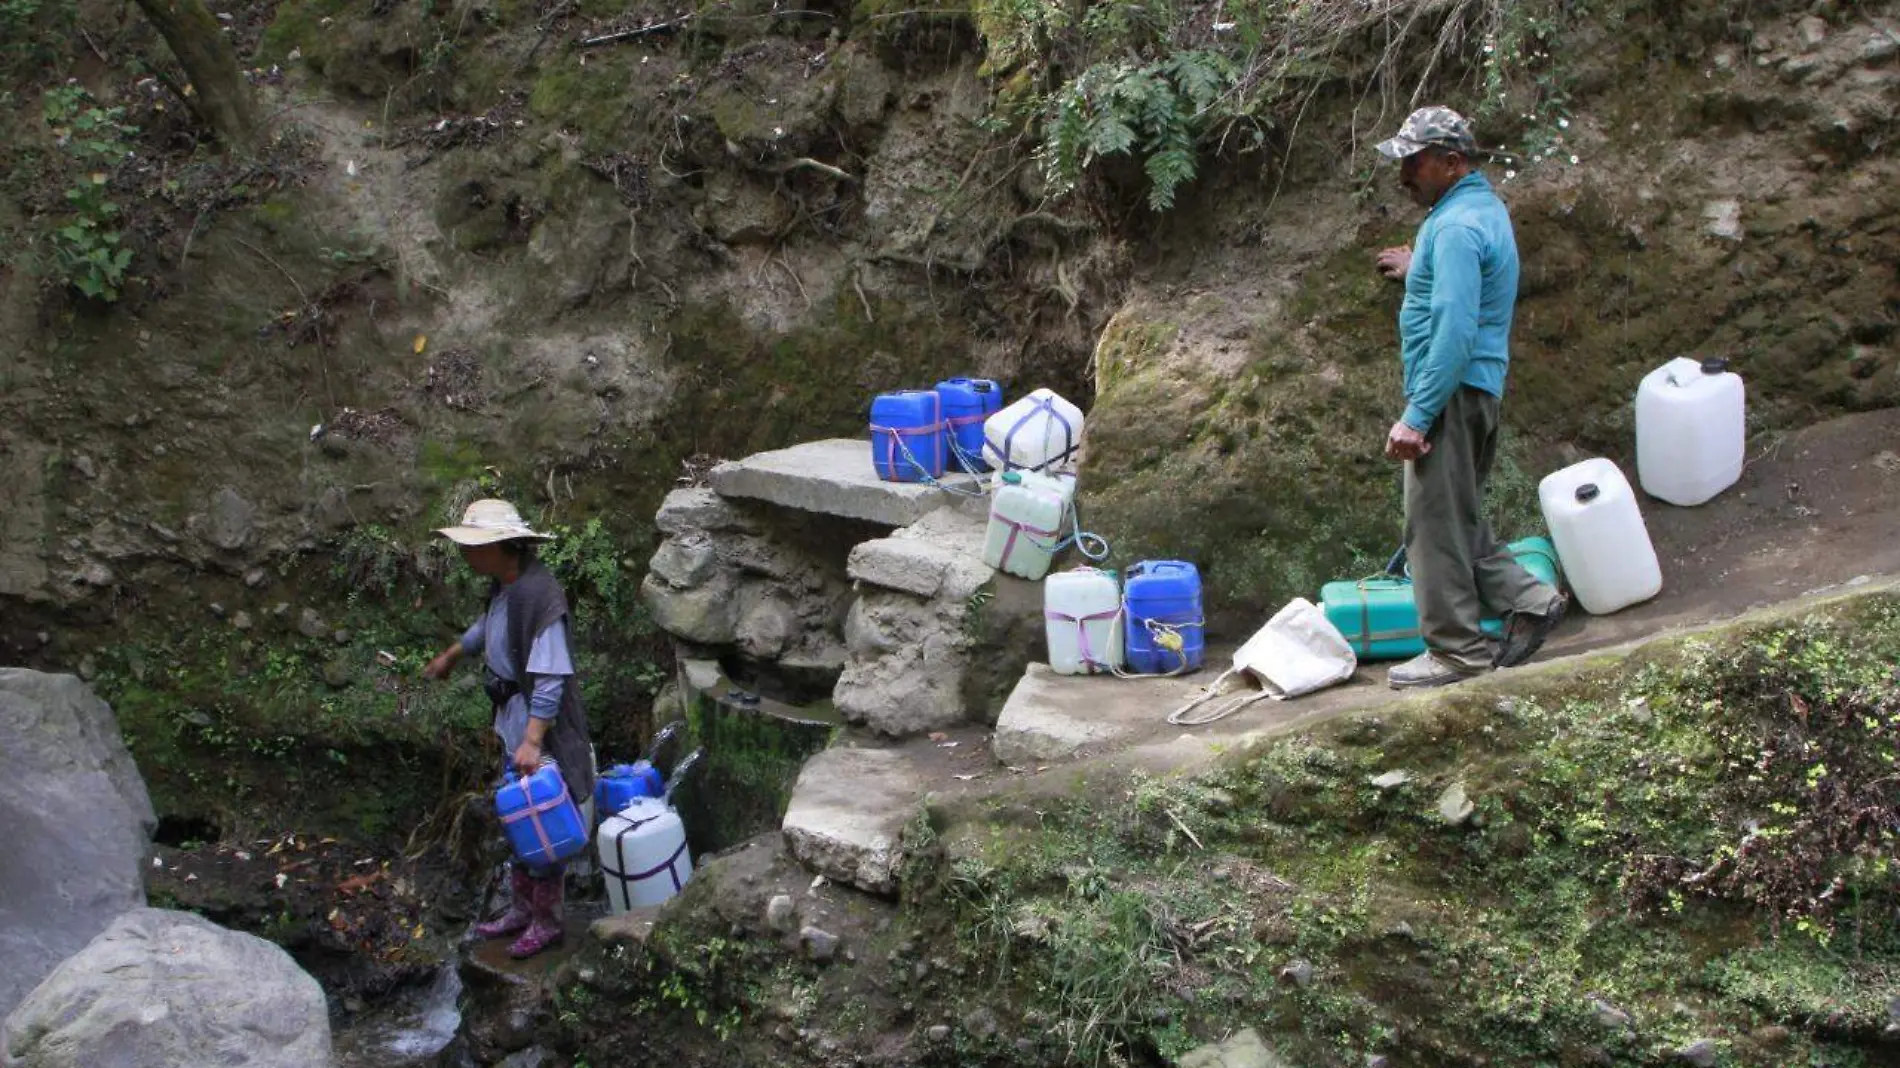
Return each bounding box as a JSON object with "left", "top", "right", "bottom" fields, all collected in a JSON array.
[
  {"left": 594, "top": 762, "right": 663, "bottom": 820},
  {"left": 934, "top": 378, "right": 1002, "bottom": 474},
  {"left": 1123, "top": 560, "right": 1206, "bottom": 674},
  {"left": 868, "top": 391, "right": 947, "bottom": 483},
  {"left": 496, "top": 765, "right": 589, "bottom": 867}
]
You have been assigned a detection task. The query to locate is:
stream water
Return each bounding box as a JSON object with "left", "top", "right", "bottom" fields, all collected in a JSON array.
[{"left": 332, "top": 964, "right": 471, "bottom": 1068}]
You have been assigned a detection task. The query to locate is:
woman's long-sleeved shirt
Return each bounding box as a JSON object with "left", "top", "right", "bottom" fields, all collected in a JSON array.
[{"left": 461, "top": 599, "right": 573, "bottom": 754}]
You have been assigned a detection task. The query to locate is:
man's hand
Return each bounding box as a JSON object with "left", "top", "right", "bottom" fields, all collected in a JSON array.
[
  {"left": 512, "top": 739, "right": 544, "bottom": 779},
  {"left": 1376, "top": 245, "right": 1413, "bottom": 281},
  {"left": 1384, "top": 420, "right": 1433, "bottom": 462}
]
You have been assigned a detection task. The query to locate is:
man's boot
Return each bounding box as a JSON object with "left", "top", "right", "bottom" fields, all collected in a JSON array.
[
  {"left": 507, "top": 873, "right": 566, "bottom": 959},
  {"left": 473, "top": 866, "right": 535, "bottom": 939}
]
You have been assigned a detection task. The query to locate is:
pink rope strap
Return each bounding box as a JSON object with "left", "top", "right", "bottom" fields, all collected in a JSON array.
[
  {"left": 1044, "top": 607, "right": 1120, "bottom": 672},
  {"left": 990, "top": 504, "right": 1062, "bottom": 569},
  {"left": 501, "top": 785, "right": 569, "bottom": 859}
]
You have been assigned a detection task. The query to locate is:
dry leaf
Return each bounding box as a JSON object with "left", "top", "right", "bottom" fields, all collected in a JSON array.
[{"left": 412, "top": 334, "right": 427, "bottom": 354}]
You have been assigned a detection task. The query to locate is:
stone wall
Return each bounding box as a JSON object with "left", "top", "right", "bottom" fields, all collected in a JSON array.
[
  {"left": 642, "top": 468, "right": 1046, "bottom": 741},
  {"left": 642, "top": 488, "right": 875, "bottom": 674}
]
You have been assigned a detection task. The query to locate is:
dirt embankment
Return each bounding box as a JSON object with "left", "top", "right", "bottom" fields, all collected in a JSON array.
[{"left": 1083, "top": 0, "right": 1900, "bottom": 621}]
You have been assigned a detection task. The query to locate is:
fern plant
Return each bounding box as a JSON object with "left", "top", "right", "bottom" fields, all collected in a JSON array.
[
  {"left": 1036, "top": 50, "right": 1231, "bottom": 211},
  {"left": 985, "top": 0, "right": 1582, "bottom": 214}
]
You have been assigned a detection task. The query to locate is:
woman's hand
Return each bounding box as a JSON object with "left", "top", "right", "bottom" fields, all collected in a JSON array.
[
  {"left": 511, "top": 739, "right": 544, "bottom": 779},
  {"left": 422, "top": 643, "right": 462, "bottom": 681}
]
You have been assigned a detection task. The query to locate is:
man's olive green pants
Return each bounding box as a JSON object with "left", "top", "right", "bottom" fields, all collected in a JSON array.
[{"left": 1404, "top": 386, "right": 1558, "bottom": 671}]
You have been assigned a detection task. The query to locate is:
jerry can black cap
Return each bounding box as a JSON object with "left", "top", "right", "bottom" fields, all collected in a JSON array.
[
  {"left": 1576, "top": 483, "right": 1600, "bottom": 503},
  {"left": 1700, "top": 356, "right": 1730, "bottom": 374}
]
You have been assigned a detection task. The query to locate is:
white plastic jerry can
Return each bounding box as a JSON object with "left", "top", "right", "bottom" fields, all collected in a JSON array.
[
  {"left": 596, "top": 796, "right": 693, "bottom": 914},
  {"left": 983, "top": 471, "right": 1073, "bottom": 580},
  {"left": 1044, "top": 568, "right": 1124, "bottom": 675},
  {"left": 1538, "top": 458, "right": 1663, "bottom": 615},
  {"left": 982, "top": 388, "right": 1085, "bottom": 473},
  {"left": 595, "top": 748, "right": 700, "bottom": 915},
  {"left": 1636, "top": 356, "right": 1745, "bottom": 506}
]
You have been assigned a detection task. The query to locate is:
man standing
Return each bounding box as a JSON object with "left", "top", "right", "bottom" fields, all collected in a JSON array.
[{"left": 1372, "top": 106, "right": 1566, "bottom": 689}]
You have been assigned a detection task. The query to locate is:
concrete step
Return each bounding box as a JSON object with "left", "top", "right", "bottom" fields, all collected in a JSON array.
[
  {"left": 847, "top": 506, "right": 993, "bottom": 600},
  {"left": 708, "top": 439, "right": 984, "bottom": 528},
  {"left": 780, "top": 744, "right": 930, "bottom": 897},
  {"left": 991, "top": 661, "right": 1218, "bottom": 766}
]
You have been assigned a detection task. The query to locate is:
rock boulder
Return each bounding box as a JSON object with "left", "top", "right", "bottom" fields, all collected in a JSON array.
[
  {"left": 0, "top": 669, "right": 155, "bottom": 1021},
  {"left": 1, "top": 908, "right": 332, "bottom": 1067}
]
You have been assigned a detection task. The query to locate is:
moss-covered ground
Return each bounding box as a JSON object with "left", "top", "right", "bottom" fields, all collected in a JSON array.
[{"left": 555, "top": 587, "right": 1900, "bottom": 1067}]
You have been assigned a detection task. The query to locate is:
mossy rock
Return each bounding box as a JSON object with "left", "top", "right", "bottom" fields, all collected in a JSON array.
[
  {"left": 1081, "top": 282, "right": 1417, "bottom": 626},
  {"left": 527, "top": 54, "right": 642, "bottom": 152},
  {"left": 661, "top": 283, "right": 981, "bottom": 458}
]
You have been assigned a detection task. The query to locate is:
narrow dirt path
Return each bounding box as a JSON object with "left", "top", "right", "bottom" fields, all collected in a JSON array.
[{"left": 896, "top": 407, "right": 1900, "bottom": 795}]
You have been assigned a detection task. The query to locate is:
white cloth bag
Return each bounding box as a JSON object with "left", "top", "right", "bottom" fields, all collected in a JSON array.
[{"left": 1167, "top": 598, "right": 1357, "bottom": 725}]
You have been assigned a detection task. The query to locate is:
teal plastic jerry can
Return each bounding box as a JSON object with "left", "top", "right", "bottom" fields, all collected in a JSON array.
[{"left": 1320, "top": 537, "right": 1563, "bottom": 661}]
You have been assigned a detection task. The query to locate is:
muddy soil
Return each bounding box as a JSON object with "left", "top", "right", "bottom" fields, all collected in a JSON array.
[{"left": 146, "top": 831, "right": 476, "bottom": 1010}]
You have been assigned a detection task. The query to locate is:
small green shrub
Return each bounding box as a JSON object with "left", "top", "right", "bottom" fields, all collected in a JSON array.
[{"left": 40, "top": 84, "right": 136, "bottom": 300}]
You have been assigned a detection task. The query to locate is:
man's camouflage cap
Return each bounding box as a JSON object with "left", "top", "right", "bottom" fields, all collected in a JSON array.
[{"left": 1375, "top": 106, "right": 1478, "bottom": 159}]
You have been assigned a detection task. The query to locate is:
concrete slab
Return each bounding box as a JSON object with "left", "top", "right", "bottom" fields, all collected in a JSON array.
[
  {"left": 992, "top": 662, "right": 1220, "bottom": 766},
  {"left": 847, "top": 507, "right": 992, "bottom": 599},
  {"left": 780, "top": 746, "right": 926, "bottom": 896},
  {"left": 708, "top": 439, "right": 982, "bottom": 527}
]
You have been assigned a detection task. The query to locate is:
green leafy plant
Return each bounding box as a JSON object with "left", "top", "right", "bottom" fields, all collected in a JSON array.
[
  {"left": 41, "top": 84, "right": 137, "bottom": 300},
  {"left": 1038, "top": 52, "right": 1230, "bottom": 210},
  {"left": 981, "top": 0, "right": 1593, "bottom": 212}
]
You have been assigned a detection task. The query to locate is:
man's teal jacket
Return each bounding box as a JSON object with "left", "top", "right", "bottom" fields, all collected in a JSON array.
[{"left": 1398, "top": 170, "right": 1520, "bottom": 433}]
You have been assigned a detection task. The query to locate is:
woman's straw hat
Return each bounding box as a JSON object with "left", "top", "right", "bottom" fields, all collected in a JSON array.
[{"left": 433, "top": 499, "right": 553, "bottom": 546}]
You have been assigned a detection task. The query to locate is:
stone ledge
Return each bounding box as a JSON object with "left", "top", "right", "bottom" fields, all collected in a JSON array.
[
  {"left": 590, "top": 905, "right": 663, "bottom": 947},
  {"left": 655, "top": 487, "right": 759, "bottom": 537},
  {"left": 780, "top": 746, "right": 926, "bottom": 896},
  {"left": 991, "top": 662, "right": 1213, "bottom": 766},
  {"left": 708, "top": 439, "right": 981, "bottom": 528},
  {"left": 847, "top": 508, "right": 992, "bottom": 600}
]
